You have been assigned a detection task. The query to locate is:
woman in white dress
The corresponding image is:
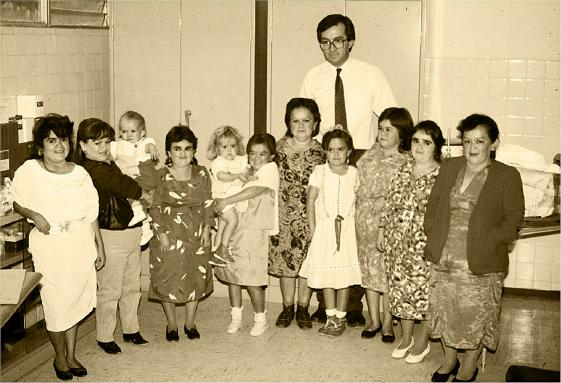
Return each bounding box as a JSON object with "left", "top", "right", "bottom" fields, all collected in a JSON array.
[{"left": 12, "top": 114, "right": 105, "bottom": 380}]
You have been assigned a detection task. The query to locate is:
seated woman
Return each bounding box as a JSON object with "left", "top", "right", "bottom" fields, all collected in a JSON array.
[{"left": 424, "top": 114, "right": 524, "bottom": 382}]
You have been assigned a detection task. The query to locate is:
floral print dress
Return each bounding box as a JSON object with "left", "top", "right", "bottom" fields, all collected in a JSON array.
[
  {"left": 268, "top": 137, "right": 325, "bottom": 278},
  {"left": 356, "top": 143, "right": 410, "bottom": 292},
  {"left": 148, "top": 165, "right": 215, "bottom": 303},
  {"left": 380, "top": 159, "right": 439, "bottom": 320}
]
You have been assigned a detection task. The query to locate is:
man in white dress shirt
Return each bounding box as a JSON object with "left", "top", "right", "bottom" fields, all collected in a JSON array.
[{"left": 300, "top": 14, "right": 397, "bottom": 327}]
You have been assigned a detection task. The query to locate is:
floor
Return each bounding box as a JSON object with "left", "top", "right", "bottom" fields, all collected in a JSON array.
[{"left": 18, "top": 290, "right": 560, "bottom": 382}]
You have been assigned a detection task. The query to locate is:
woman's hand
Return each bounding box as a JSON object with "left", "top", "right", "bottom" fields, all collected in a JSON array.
[
  {"left": 201, "top": 225, "right": 211, "bottom": 247},
  {"left": 214, "top": 198, "right": 226, "bottom": 214},
  {"left": 159, "top": 233, "right": 170, "bottom": 253},
  {"left": 376, "top": 227, "right": 385, "bottom": 252},
  {"left": 32, "top": 212, "right": 51, "bottom": 235},
  {"left": 95, "top": 245, "right": 106, "bottom": 271},
  {"left": 372, "top": 196, "right": 385, "bottom": 215}
]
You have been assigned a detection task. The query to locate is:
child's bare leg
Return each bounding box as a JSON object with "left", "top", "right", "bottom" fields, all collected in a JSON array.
[
  {"left": 323, "top": 288, "right": 336, "bottom": 312},
  {"left": 335, "top": 287, "right": 350, "bottom": 314},
  {"left": 215, "top": 208, "right": 236, "bottom": 263},
  {"left": 214, "top": 217, "right": 226, "bottom": 249},
  {"left": 247, "top": 286, "right": 265, "bottom": 313}
]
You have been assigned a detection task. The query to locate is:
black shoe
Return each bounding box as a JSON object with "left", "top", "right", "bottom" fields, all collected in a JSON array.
[
  {"left": 123, "top": 332, "right": 148, "bottom": 345},
  {"left": 381, "top": 333, "right": 396, "bottom": 343},
  {"left": 184, "top": 325, "right": 200, "bottom": 340},
  {"left": 166, "top": 326, "right": 179, "bottom": 342},
  {"left": 432, "top": 359, "right": 461, "bottom": 382},
  {"left": 347, "top": 310, "right": 366, "bottom": 327},
  {"left": 97, "top": 341, "right": 122, "bottom": 354},
  {"left": 296, "top": 304, "right": 312, "bottom": 329},
  {"left": 69, "top": 364, "right": 87, "bottom": 377},
  {"left": 453, "top": 367, "right": 478, "bottom": 382},
  {"left": 361, "top": 324, "right": 382, "bottom": 339},
  {"left": 53, "top": 362, "right": 73, "bottom": 381},
  {"left": 275, "top": 304, "right": 295, "bottom": 328},
  {"left": 310, "top": 307, "right": 327, "bottom": 323}
]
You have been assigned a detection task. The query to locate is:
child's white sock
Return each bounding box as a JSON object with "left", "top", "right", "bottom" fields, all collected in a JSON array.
[
  {"left": 325, "top": 309, "right": 337, "bottom": 317},
  {"left": 335, "top": 310, "right": 347, "bottom": 319}
]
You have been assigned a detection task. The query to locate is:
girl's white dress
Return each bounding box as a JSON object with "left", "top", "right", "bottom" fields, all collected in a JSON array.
[
  {"left": 210, "top": 155, "right": 248, "bottom": 212},
  {"left": 299, "top": 164, "right": 362, "bottom": 289},
  {"left": 12, "top": 160, "right": 99, "bottom": 332}
]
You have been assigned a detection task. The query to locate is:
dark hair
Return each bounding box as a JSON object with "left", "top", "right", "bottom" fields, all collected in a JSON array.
[
  {"left": 321, "top": 128, "right": 354, "bottom": 152},
  {"left": 414, "top": 120, "right": 445, "bottom": 162},
  {"left": 119, "top": 110, "right": 146, "bottom": 132},
  {"left": 378, "top": 107, "right": 415, "bottom": 152},
  {"left": 317, "top": 14, "right": 356, "bottom": 47},
  {"left": 32, "top": 114, "right": 74, "bottom": 160},
  {"left": 247, "top": 133, "right": 277, "bottom": 163},
  {"left": 165, "top": 125, "right": 198, "bottom": 166},
  {"left": 457, "top": 113, "right": 499, "bottom": 159},
  {"left": 283, "top": 97, "right": 321, "bottom": 138},
  {"left": 74, "top": 118, "right": 115, "bottom": 163}
]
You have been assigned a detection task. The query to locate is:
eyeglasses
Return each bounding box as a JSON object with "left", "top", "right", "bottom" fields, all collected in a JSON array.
[{"left": 319, "top": 38, "right": 347, "bottom": 50}]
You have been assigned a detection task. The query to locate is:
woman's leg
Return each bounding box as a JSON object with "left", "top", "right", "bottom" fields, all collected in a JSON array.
[
  {"left": 381, "top": 293, "right": 394, "bottom": 335},
  {"left": 247, "top": 286, "right": 265, "bottom": 313},
  {"left": 411, "top": 319, "right": 430, "bottom": 355},
  {"left": 457, "top": 344, "right": 483, "bottom": 380},
  {"left": 48, "top": 330, "right": 69, "bottom": 371},
  {"left": 364, "top": 289, "right": 381, "bottom": 331},
  {"left": 398, "top": 319, "right": 414, "bottom": 349},
  {"left": 279, "top": 277, "right": 296, "bottom": 306},
  {"left": 64, "top": 324, "right": 83, "bottom": 368},
  {"left": 161, "top": 301, "right": 178, "bottom": 330},
  {"left": 228, "top": 284, "right": 243, "bottom": 308},
  {"left": 297, "top": 276, "right": 313, "bottom": 306},
  {"left": 184, "top": 300, "right": 199, "bottom": 330},
  {"left": 437, "top": 341, "right": 459, "bottom": 374}
]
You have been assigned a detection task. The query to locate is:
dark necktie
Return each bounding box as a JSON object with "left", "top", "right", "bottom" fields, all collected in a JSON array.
[{"left": 335, "top": 68, "right": 347, "bottom": 130}]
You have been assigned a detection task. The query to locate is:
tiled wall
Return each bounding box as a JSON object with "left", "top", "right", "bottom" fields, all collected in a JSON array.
[
  {"left": 0, "top": 26, "right": 110, "bottom": 124},
  {"left": 422, "top": 58, "right": 560, "bottom": 161}
]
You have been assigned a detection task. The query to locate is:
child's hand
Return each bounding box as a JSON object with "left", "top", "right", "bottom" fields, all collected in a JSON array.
[
  {"left": 147, "top": 143, "right": 160, "bottom": 161},
  {"left": 159, "top": 233, "right": 170, "bottom": 253}
]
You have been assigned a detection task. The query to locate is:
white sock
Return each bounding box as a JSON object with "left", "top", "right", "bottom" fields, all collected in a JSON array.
[
  {"left": 335, "top": 310, "right": 347, "bottom": 319},
  {"left": 325, "top": 309, "right": 336, "bottom": 317}
]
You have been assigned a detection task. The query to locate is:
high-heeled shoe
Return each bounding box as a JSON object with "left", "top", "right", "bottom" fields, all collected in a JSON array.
[
  {"left": 432, "top": 359, "right": 460, "bottom": 382},
  {"left": 392, "top": 338, "right": 415, "bottom": 359},
  {"left": 361, "top": 324, "right": 382, "bottom": 339},
  {"left": 405, "top": 344, "right": 430, "bottom": 364},
  {"left": 53, "top": 362, "right": 73, "bottom": 381},
  {"left": 68, "top": 361, "right": 87, "bottom": 377},
  {"left": 184, "top": 325, "right": 200, "bottom": 340},
  {"left": 452, "top": 367, "right": 478, "bottom": 382},
  {"left": 166, "top": 326, "right": 179, "bottom": 342}
]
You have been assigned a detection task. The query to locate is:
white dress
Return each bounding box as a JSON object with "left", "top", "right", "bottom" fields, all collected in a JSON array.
[
  {"left": 12, "top": 160, "right": 99, "bottom": 332},
  {"left": 210, "top": 155, "right": 249, "bottom": 212},
  {"left": 299, "top": 164, "right": 362, "bottom": 289}
]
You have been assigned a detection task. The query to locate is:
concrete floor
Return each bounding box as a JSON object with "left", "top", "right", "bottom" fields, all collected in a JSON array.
[{"left": 18, "top": 291, "right": 560, "bottom": 382}]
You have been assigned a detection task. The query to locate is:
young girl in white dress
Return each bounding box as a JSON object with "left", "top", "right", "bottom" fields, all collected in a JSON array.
[{"left": 299, "top": 127, "right": 362, "bottom": 337}]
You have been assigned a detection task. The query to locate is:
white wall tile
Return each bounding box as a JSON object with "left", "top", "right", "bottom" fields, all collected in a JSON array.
[
  {"left": 545, "top": 61, "right": 560, "bottom": 80},
  {"left": 507, "top": 79, "right": 526, "bottom": 98},
  {"left": 525, "top": 79, "right": 545, "bottom": 98},
  {"left": 488, "top": 96, "right": 507, "bottom": 116},
  {"left": 532, "top": 281, "right": 551, "bottom": 291},
  {"left": 534, "top": 263, "right": 552, "bottom": 282},
  {"left": 508, "top": 60, "right": 526, "bottom": 78},
  {"left": 490, "top": 60, "right": 508, "bottom": 78},
  {"left": 516, "top": 242, "right": 536, "bottom": 263},
  {"left": 524, "top": 98, "right": 544, "bottom": 119},
  {"left": 506, "top": 98, "right": 525, "bottom": 117},
  {"left": 470, "top": 78, "right": 488, "bottom": 96},
  {"left": 523, "top": 117, "right": 543, "bottom": 137},
  {"left": 514, "top": 279, "right": 533, "bottom": 289},
  {"left": 527, "top": 61, "right": 546, "bottom": 79}
]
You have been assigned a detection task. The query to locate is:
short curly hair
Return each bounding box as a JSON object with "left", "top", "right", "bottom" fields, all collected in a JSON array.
[{"left": 32, "top": 113, "right": 74, "bottom": 160}]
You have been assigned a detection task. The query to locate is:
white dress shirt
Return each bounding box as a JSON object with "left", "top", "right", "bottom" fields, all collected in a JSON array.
[{"left": 299, "top": 57, "right": 397, "bottom": 149}]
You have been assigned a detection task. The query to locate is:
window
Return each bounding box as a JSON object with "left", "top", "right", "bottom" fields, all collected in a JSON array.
[{"left": 0, "top": 0, "right": 107, "bottom": 28}]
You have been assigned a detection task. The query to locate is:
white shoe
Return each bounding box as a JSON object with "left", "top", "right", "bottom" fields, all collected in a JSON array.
[
  {"left": 250, "top": 311, "right": 268, "bottom": 337},
  {"left": 392, "top": 338, "right": 414, "bottom": 359},
  {"left": 226, "top": 306, "right": 243, "bottom": 334},
  {"left": 405, "top": 344, "right": 431, "bottom": 364},
  {"left": 139, "top": 221, "right": 154, "bottom": 246}
]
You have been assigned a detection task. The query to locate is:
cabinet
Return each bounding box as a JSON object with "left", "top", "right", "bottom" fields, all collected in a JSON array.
[{"left": 0, "top": 212, "right": 48, "bottom": 378}]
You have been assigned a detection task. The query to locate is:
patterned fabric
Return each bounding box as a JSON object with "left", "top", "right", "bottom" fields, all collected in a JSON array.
[
  {"left": 428, "top": 165, "right": 504, "bottom": 351},
  {"left": 381, "top": 159, "right": 439, "bottom": 320},
  {"left": 269, "top": 138, "right": 325, "bottom": 278},
  {"left": 355, "top": 143, "right": 410, "bottom": 292},
  {"left": 148, "top": 165, "right": 214, "bottom": 303}
]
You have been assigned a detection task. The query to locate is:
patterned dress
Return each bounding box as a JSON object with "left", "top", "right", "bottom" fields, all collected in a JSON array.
[
  {"left": 381, "top": 159, "right": 440, "bottom": 320},
  {"left": 356, "top": 143, "right": 410, "bottom": 292},
  {"left": 268, "top": 137, "right": 325, "bottom": 278},
  {"left": 428, "top": 165, "right": 504, "bottom": 351},
  {"left": 148, "top": 165, "right": 214, "bottom": 303}
]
